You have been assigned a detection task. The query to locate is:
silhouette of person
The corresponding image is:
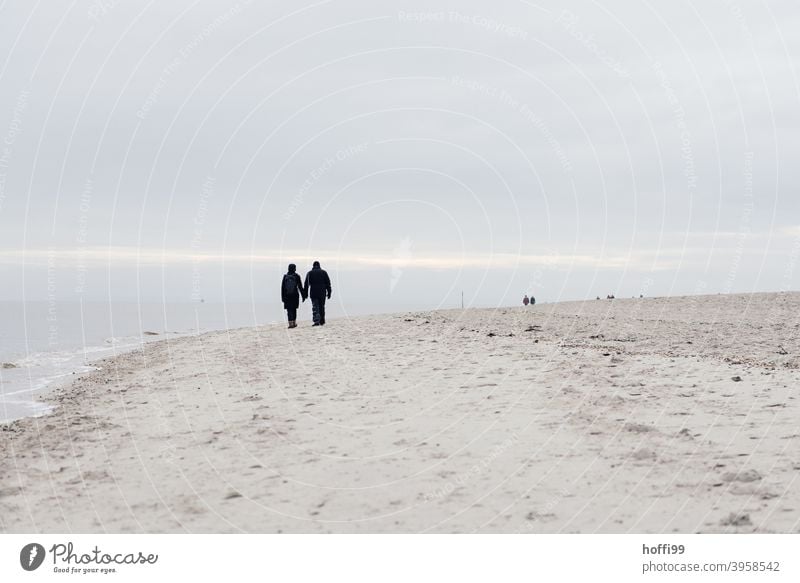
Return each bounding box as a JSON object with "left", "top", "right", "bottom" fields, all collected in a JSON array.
[
  {"left": 304, "top": 261, "right": 332, "bottom": 326},
  {"left": 281, "top": 264, "right": 305, "bottom": 328}
]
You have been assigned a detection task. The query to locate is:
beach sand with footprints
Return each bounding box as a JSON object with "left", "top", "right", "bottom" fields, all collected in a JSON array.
[{"left": 1, "top": 292, "right": 798, "bottom": 533}]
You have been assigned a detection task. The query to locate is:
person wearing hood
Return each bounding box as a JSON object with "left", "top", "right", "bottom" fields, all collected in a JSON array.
[
  {"left": 281, "top": 263, "right": 305, "bottom": 329},
  {"left": 304, "top": 260, "right": 332, "bottom": 326}
]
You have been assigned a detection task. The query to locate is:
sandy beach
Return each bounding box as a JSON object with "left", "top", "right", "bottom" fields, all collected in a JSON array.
[{"left": 1, "top": 292, "right": 798, "bottom": 533}]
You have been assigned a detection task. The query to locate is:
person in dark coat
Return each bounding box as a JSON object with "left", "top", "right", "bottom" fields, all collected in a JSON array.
[
  {"left": 303, "top": 260, "right": 332, "bottom": 326},
  {"left": 281, "top": 263, "right": 305, "bottom": 328}
]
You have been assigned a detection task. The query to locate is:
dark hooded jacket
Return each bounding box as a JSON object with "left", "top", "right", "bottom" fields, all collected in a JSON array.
[
  {"left": 281, "top": 265, "right": 305, "bottom": 309},
  {"left": 304, "top": 264, "right": 332, "bottom": 300}
]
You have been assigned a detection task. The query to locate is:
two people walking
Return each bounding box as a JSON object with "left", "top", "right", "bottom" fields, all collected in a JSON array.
[{"left": 281, "top": 261, "right": 332, "bottom": 328}]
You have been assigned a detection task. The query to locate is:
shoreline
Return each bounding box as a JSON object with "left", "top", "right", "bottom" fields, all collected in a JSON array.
[
  {"left": 0, "top": 331, "right": 200, "bottom": 426},
  {"left": 1, "top": 293, "right": 798, "bottom": 533},
  {"left": 0, "top": 300, "right": 294, "bottom": 424}
]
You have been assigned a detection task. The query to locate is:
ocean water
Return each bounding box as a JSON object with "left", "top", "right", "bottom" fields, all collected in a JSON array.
[{"left": 0, "top": 301, "right": 280, "bottom": 423}]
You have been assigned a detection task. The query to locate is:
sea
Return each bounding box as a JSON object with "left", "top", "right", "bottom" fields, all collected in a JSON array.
[{"left": 0, "top": 301, "right": 281, "bottom": 423}]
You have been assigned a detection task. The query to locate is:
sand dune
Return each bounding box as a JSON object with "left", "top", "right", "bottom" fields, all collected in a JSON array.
[{"left": 1, "top": 292, "right": 798, "bottom": 533}]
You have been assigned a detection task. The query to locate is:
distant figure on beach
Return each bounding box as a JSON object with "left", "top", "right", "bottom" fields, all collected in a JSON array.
[
  {"left": 523, "top": 295, "right": 529, "bottom": 306},
  {"left": 304, "top": 261, "right": 332, "bottom": 326},
  {"left": 530, "top": 295, "right": 536, "bottom": 306},
  {"left": 281, "top": 264, "right": 306, "bottom": 329}
]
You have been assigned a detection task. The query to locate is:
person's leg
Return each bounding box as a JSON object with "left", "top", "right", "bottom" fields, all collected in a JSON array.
[
  {"left": 287, "top": 307, "right": 297, "bottom": 326},
  {"left": 311, "top": 298, "right": 321, "bottom": 325},
  {"left": 319, "top": 297, "right": 326, "bottom": 325}
]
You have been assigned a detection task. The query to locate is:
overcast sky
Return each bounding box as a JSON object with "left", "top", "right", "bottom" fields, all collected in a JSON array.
[{"left": 0, "top": 0, "right": 798, "bottom": 311}]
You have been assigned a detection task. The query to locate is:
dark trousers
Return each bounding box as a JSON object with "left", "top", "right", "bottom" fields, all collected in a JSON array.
[
  {"left": 286, "top": 308, "right": 297, "bottom": 322},
  {"left": 311, "top": 297, "right": 326, "bottom": 324}
]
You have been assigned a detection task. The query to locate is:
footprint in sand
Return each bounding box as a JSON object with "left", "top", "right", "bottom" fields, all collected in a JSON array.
[{"left": 722, "top": 470, "right": 762, "bottom": 483}]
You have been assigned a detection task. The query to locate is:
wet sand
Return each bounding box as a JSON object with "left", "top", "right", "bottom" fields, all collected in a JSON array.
[{"left": 1, "top": 293, "right": 798, "bottom": 533}]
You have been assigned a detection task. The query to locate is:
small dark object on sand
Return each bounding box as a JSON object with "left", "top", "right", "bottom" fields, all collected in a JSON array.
[
  {"left": 721, "top": 513, "right": 751, "bottom": 527},
  {"left": 731, "top": 375, "right": 743, "bottom": 382},
  {"left": 625, "top": 423, "right": 655, "bottom": 433}
]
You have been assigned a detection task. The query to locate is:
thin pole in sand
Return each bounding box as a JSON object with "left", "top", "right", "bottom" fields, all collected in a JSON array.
[{"left": 461, "top": 291, "right": 464, "bottom": 310}]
